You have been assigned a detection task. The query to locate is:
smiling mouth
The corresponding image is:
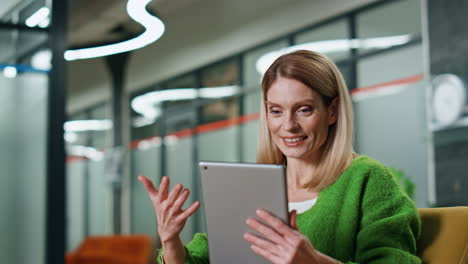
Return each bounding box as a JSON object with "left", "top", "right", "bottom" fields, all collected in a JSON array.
[{"left": 282, "top": 136, "right": 307, "bottom": 146}]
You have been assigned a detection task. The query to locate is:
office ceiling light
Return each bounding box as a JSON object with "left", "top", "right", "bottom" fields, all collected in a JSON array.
[
  {"left": 31, "top": 50, "right": 52, "bottom": 71},
  {"left": 67, "top": 145, "right": 104, "bottom": 161},
  {"left": 64, "top": 120, "right": 113, "bottom": 132},
  {"left": 3, "top": 66, "right": 17, "bottom": 78},
  {"left": 64, "top": 131, "right": 79, "bottom": 143},
  {"left": 256, "top": 34, "right": 412, "bottom": 74},
  {"left": 25, "top": 7, "right": 50, "bottom": 27},
  {"left": 64, "top": 0, "right": 165, "bottom": 61},
  {"left": 131, "top": 86, "right": 240, "bottom": 127},
  {"left": 38, "top": 17, "right": 50, "bottom": 28}
]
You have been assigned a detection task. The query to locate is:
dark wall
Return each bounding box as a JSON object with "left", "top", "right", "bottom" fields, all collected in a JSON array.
[
  {"left": 428, "top": 0, "right": 468, "bottom": 206},
  {"left": 428, "top": 0, "right": 468, "bottom": 78}
]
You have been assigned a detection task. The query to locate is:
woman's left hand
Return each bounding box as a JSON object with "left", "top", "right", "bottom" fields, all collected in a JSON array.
[{"left": 243, "top": 209, "right": 321, "bottom": 264}]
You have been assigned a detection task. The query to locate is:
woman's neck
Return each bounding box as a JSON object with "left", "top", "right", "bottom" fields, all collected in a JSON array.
[
  {"left": 285, "top": 159, "right": 318, "bottom": 203},
  {"left": 286, "top": 156, "right": 320, "bottom": 189}
]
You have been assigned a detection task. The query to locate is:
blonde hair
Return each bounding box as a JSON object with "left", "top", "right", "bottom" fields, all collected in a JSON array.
[{"left": 256, "top": 50, "right": 355, "bottom": 191}]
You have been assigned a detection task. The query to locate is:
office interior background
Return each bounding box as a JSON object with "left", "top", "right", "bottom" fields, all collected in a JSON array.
[{"left": 1, "top": 0, "right": 467, "bottom": 263}]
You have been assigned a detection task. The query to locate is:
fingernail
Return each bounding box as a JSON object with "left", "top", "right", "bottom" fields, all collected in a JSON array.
[{"left": 256, "top": 209, "right": 265, "bottom": 215}]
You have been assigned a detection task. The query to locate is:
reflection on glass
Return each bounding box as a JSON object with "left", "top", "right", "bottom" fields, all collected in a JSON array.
[
  {"left": 295, "top": 20, "right": 350, "bottom": 61},
  {"left": 243, "top": 40, "right": 289, "bottom": 88},
  {"left": 199, "top": 58, "right": 240, "bottom": 125},
  {"left": 357, "top": 0, "right": 421, "bottom": 54},
  {"left": 256, "top": 35, "right": 413, "bottom": 75},
  {"left": 201, "top": 58, "right": 239, "bottom": 87},
  {"left": 201, "top": 97, "right": 239, "bottom": 124}
]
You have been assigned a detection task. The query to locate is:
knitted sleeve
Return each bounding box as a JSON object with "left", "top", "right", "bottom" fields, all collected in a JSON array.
[
  {"left": 345, "top": 165, "right": 421, "bottom": 264},
  {"left": 157, "top": 233, "right": 209, "bottom": 264}
]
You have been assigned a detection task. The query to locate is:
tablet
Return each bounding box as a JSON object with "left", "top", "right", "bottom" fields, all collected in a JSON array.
[{"left": 199, "top": 161, "right": 288, "bottom": 264}]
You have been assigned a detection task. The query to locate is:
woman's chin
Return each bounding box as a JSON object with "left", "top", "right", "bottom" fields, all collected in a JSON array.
[{"left": 282, "top": 150, "right": 308, "bottom": 159}]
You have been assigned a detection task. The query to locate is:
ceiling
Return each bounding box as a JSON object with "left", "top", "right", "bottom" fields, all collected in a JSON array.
[
  {"left": 1, "top": 0, "right": 291, "bottom": 48},
  {"left": 0, "top": 0, "right": 293, "bottom": 57},
  {"left": 0, "top": 0, "right": 202, "bottom": 48},
  {"left": 68, "top": 0, "right": 201, "bottom": 48}
]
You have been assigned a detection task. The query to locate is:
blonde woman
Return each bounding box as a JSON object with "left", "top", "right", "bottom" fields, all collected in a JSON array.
[{"left": 139, "top": 50, "right": 421, "bottom": 264}]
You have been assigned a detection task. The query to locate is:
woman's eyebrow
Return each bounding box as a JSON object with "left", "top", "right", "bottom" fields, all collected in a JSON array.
[{"left": 266, "top": 99, "right": 316, "bottom": 106}]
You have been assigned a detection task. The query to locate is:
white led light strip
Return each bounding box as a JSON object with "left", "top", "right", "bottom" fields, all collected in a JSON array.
[{"left": 64, "top": 0, "right": 165, "bottom": 61}]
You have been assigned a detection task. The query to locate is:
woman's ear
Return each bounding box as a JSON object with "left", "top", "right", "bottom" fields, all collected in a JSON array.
[{"left": 328, "top": 97, "right": 338, "bottom": 125}]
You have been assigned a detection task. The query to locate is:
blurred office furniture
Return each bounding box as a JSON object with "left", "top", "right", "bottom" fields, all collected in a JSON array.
[
  {"left": 66, "top": 234, "right": 153, "bottom": 264},
  {"left": 417, "top": 207, "right": 468, "bottom": 264}
]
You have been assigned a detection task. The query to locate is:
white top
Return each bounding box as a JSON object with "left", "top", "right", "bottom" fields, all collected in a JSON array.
[{"left": 288, "top": 197, "right": 318, "bottom": 214}]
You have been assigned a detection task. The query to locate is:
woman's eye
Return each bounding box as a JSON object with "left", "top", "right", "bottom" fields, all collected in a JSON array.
[
  {"left": 299, "top": 107, "right": 313, "bottom": 113},
  {"left": 269, "top": 109, "right": 281, "bottom": 115}
]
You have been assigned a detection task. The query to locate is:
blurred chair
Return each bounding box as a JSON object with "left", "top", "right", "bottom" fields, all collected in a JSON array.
[
  {"left": 66, "top": 234, "right": 153, "bottom": 264},
  {"left": 417, "top": 207, "right": 468, "bottom": 264}
]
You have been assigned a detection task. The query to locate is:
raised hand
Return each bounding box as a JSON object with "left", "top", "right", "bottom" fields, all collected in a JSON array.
[{"left": 138, "top": 175, "right": 200, "bottom": 243}]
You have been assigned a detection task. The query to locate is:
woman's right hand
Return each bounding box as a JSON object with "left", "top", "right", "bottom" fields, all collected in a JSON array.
[{"left": 138, "top": 175, "right": 200, "bottom": 243}]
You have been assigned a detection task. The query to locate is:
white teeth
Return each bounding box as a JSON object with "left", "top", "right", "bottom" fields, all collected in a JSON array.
[{"left": 284, "top": 137, "right": 304, "bottom": 142}]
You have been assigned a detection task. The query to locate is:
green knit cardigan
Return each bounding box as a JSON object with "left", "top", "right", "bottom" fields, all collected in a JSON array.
[{"left": 158, "top": 156, "right": 421, "bottom": 263}]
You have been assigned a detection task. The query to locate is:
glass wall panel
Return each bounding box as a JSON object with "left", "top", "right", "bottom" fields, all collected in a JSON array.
[
  {"left": 130, "top": 86, "right": 163, "bottom": 141},
  {"left": 198, "top": 58, "right": 241, "bottom": 165},
  {"left": 0, "top": 27, "right": 48, "bottom": 264},
  {"left": 66, "top": 113, "right": 88, "bottom": 251},
  {"left": 131, "top": 145, "right": 161, "bottom": 236},
  {"left": 357, "top": 0, "right": 421, "bottom": 54},
  {"left": 357, "top": 45, "right": 423, "bottom": 87},
  {"left": 354, "top": 80, "right": 428, "bottom": 207},
  {"left": 243, "top": 40, "right": 289, "bottom": 89},
  {"left": 87, "top": 104, "right": 113, "bottom": 235},
  {"left": 200, "top": 58, "right": 240, "bottom": 124},
  {"left": 241, "top": 116, "right": 260, "bottom": 163},
  {"left": 130, "top": 82, "right": 165, "bottom": 236},
  {"left": 166, "top": 73, "right": 199, "bottom": 111},
  {"left": 201, "top": 58, "right": 239, "bottom": 87},
  {"left": 241, "top": 40, "right": 288, "bottom": 162},
  {"left": 197, "top": 99, "right": 240, "bottom": 163},
  {"left": 66, "top": 158, "right": 87, "bottom": 251},
  {"left": 295, "top": 20, "right": 350, "bottom": 61},
  {"left": 165, "top": 109, "right": 198, "bottom": 242}
]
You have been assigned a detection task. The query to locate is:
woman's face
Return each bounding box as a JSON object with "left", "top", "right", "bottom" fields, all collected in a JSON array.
[{"left": 266, "top": 76, "right": 336, "bottom": 161}]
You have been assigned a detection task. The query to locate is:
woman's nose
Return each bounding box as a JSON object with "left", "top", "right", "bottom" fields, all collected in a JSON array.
[{"left": 283, "top": 114, "right": 299, "bottom": 131}]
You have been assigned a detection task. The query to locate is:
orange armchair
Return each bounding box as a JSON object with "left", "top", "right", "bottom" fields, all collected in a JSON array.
[
  {"left": 66, "top": 234, "right": 153, "bottom": 264},
  {"left": 417, "top": 207, "right": 468, "bottom": 264}
]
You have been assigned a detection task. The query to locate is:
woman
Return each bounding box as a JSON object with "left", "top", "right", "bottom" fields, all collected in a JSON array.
[{"left": 139, "top": 50, "right": 421, "bottom": 264}]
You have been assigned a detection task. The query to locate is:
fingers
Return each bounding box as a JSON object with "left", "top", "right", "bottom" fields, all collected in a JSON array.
[
  {"left": 250, "top": 244, "right": 283, "bottom": 264},
  {"left": 165, "top": 184, "right": 184, "bottom": 208},
  {"left": 256, "top": 209, "right": 293, "bottom": 237},
  {"left": 171, "top": 188, "right": 190, "bottom": 212},
  {"left": 138, "top": 175, "right": 158, "bottom": 197},
  {"left": 243, "top": 232, "right": 278, "bottom": 254},
  {"left": 245, "top": 217, "right": 285, "bottom": 245},
  {"left": 289, "top": 210, "right": 298, "bottom": 230},
  {"left": 158, "top": 176, "right": 170, "bottom": 201},
  {"left": 176, "top": 201, "right": 200, "bottom": 221}
]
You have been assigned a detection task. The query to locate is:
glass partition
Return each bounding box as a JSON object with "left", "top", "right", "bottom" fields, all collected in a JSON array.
[
  {"left": 295, "top": 19, "right": 350, "bottom": 61},
  {"left": 165, "top": 109, "right": 198, "bottom": 241},
  {"left": 0, "top": 27, "right": 49, "bottom": 264},
  {"left": 356, "top": 0, "right": 421, "bottom": 54},
  {"left": 66, "top": 113, "right": 89, "bottom": 251},
  {"left": 88, "top": 104, "right": 113, "bottom": 235},
  {"left": 241, "top": 40, "right": 289, "bottom": 162}
]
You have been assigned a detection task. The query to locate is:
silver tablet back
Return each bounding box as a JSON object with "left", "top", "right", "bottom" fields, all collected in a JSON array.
[{"left": 199, "top": 161, "right": 288, "bottom": 264}]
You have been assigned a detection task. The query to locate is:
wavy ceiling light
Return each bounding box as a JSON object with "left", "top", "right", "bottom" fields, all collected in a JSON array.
[{"left": 64, "top": 0, "right": 165, "bottom": 61}]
